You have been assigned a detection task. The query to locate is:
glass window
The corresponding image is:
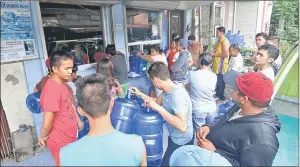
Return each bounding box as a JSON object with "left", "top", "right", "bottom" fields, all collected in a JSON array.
[{"left": 126, "top": 8, "right": 160, "bottom": 43}]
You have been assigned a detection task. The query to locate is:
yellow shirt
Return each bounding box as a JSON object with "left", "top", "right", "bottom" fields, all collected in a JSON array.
[{"left": 212, "top": 36, "right": 229, "bottom": 74}]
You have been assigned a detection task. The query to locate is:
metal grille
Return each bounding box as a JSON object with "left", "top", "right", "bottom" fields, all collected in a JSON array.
[{"left": 0, "top": 100, "right": 13, "bottom": 160}]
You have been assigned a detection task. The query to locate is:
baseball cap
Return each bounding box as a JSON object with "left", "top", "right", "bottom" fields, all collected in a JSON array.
[
  {"left": 169, "top": 145, "right": 232, "bottom": 166},
  {"left": 223, "top": 71, "right": 274, "bottom": 103}
]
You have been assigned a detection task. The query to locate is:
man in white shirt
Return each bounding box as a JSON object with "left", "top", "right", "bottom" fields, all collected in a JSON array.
[
  {"left": 228, "top": 44, "right": 244, "bottom": 72},
  {"left": 253, "top": 44, "right": 279, "bottom": 81}
]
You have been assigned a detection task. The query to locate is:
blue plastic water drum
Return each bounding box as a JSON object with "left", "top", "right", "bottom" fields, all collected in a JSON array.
[
  {"left": 76, "top": 102, "right": 90, "bottom": 139},
  {"left": 26, "top": 91, "right": 42, "bottom": 114},
  {"left": 134, "top": 100, "right": 164, "bottom": 165},
  {"left": 111, "top": 96, "right": 140, "bottom": 134}
]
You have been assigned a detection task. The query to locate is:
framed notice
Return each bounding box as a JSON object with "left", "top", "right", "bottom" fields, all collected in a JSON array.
[{"left": 1, "top": 1, "right": 38, "bottom": 63}]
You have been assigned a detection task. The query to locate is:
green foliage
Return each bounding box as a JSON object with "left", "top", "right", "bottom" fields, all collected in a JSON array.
[{"left": 271, "top": 0, "right": 299, "bottom": 42}]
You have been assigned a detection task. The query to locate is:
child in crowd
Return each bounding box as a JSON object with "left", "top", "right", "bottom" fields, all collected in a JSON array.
[{"left": 227, "top": 44, "right": 244, "bottom": 72}]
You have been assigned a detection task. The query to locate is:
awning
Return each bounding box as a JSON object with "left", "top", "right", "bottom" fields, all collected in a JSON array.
[
  {"left": 125, "top": 1, "right": 215, "bottom": 10},
  {"left": 39, "top": 0, "right": 119, "bottom": 6}
]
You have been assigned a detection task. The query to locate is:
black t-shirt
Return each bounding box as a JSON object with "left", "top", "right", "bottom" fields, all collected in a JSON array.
[{"left": 110, "top": 53, "right": 128, "bottom": 85}]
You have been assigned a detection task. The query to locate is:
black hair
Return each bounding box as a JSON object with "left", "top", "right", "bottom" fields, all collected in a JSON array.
[
  {"left": 255, "top": 32, "right": 268, "bottom": 39},
  {"left": 72, "top": 63, "right": 78, "bottom": 73},
  {"left": 230, "top": 44, "right": 240, "bottom": 52},
  {"left": 196, "top": 52, "right": 213, "bottom": 70},
  {"left": 50, "top": 50, "right": 73, "bottom": 70},
  {"left": 266, "top": 35, "right": 280, "bottom": 47},
  {"left": 105, "top": 44, "right": 117, "bottom": 56},
  {"left": 174, "top": 38, "right": 182, "bottom": 47},
  {"left": 75, "top": 73, "right": 111, "bottom": 118},
  {"left": 258, "top": 44, "right": 279, "bottom": 61},
  {"left": 188, "top": 35, "right": 196, "bottom": 41},
  {"left": 217, "top": 26, "right": 225, "bottom": 34},
  {"left": 148, "top": 61, "right": 170, "bottom": 80},
  {"left": 237, "top": 89, "right": 270, "bottom": 108},
  {"left": 150, "top": 45, "right": 160, "bottom": 53},
  {"left": 172, "top": 33, "right": 180, "bottom": 41}
]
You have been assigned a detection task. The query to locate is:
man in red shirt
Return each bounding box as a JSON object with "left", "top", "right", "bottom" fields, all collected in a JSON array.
[{"left": 39, "top": 50, "right": 83, "bottom": 166}]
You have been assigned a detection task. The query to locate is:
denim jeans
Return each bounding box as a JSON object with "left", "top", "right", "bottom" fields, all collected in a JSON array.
[
  {"left": 216, "top": 74, "right": 225, "bottom": 100},
  {"left": 193, "top": 112, "right": 216, "bottom": 132}
]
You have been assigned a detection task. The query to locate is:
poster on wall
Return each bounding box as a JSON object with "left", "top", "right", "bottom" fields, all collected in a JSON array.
[{"left": 0, "top": 1, "right": 38, "bottom": 63}]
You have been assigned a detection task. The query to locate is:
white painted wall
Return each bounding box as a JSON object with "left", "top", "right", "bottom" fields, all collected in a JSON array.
[{"left": 1, "top": 62, "right": 34, "bottom": 132}]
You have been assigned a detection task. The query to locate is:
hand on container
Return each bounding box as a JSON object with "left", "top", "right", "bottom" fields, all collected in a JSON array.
[
  {"left": 136, "top": 51, "right": 142, "bottom": 57},
  {"left": 129, "top": 87, "right": 142, "bottom": 97},
  {"left": 145, "top": 98, "right": 160, "bottom": 111}
]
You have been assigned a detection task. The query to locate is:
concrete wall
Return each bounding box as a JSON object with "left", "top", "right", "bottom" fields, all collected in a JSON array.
[{"left": 1, "top": 63, "right": 35, "bottom": 132}]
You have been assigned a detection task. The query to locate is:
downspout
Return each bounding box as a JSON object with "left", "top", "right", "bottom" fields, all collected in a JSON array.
[
  {"left": 261, "top": 1, "right": 266, "bottom": 32},
  {"left": 232, "top": 1, "right": 236, "bottom": 33}
]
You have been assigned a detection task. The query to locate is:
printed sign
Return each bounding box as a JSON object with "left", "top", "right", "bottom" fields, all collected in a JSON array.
[{"left": 1, "top": 1, "right": 37, "bottom": 63}]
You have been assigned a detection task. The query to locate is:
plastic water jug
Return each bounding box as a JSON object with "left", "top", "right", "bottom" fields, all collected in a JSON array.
[
  {"left": 111, "top": 93, "right": 140, "bottom": 134},
  {"left": 26, "top": 92, "right": 42, "bottom": 114},
  {"left": 75, "top": 102, "right": 90, "bottom": 139},
  {"left": 134, "top": 99, "right": 163, "bottom": 166}
]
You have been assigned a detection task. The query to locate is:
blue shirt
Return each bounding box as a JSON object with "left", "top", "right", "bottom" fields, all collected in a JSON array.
[
  {"left": 60, "top": 130, "right": 144, "bottom": 166},
  {"left": 162, "top": 84, "right": 193, "bottom": 145}
]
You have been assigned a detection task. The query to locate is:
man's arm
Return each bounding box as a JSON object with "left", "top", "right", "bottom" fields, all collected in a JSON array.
[
  {"left": 151, "top": 102, "right": 188, "bottom": 133},
  {"left": 134, "top": 87, "right": 163, "bottom": 105},
  {"left": 210, "top": 40, "right": 230, "bottom": 58},
  {"left": 136, "top": 52, "right": 154, "bottom": 63},
  {"left": 40, "top": 112, "right": 55, "bottom": 138}
]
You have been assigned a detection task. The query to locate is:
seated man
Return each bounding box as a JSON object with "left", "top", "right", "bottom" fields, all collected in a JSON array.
[
  {"left": 170, "top": 71, "right": 281, "bottom": 166},
  {"left": 60, "top": 73, "right": 147, "bottom": 166}
]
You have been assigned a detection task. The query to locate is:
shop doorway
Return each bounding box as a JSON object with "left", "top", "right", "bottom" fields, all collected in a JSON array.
[
  {"left": 39, "top": 2, "right": 106, "bottom": 65},
  {"left": 169, "top": 10, "right": 184, "bottom": 43}
]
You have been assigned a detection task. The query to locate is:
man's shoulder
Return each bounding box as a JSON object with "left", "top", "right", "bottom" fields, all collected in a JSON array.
[{"left": 41, "top": 78, "right": 62, "bottom": 95}]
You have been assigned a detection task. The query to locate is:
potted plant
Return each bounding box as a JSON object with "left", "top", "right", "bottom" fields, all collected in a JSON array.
[
  {"left": 244, "top": 48, "right": 252, "bottom": 57},
  {"left": 240, "top": 47, "right": 246, "bottom": 56}
]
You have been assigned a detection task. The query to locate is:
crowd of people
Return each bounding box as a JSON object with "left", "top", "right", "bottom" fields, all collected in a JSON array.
[{"left": 36, "top": 26, "right": 282, "bottom": 166}]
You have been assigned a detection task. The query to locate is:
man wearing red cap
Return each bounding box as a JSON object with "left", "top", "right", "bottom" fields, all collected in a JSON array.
[{"left": 191, "top": 71, "right": 281, "bottom": 166}]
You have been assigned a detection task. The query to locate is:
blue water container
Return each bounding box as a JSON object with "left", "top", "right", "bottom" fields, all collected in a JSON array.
[
  {"left": 214, "top": 99, "right": 236, "bottom": 122},
  {"left": 129, "top": 51, "right": 138, "bottom": 73},
  {"left": 26, "top": 92, "right": 42, "bottom": 114},
  {"left": 111, "top": 94, "right": 140, "bottom": 134},
  {"left": 134, "top": 100, "right": 163, "bottom": 166},
  {"left": 234, "top": 30, "right": 245, "bottom": 46},
  {"left": 225, "top": 30, "right": 234, "bottom": 45},
  {"left": 75, "top": 102, "right": 90, "bottom": 139}
]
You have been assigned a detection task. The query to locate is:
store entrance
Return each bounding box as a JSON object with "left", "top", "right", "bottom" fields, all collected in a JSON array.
[{"left": 40, "top": 2, "right": 105, "bottom": 65}]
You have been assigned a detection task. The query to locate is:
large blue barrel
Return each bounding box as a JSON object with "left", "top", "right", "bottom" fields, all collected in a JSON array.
[
  {"left": 129, "top": 51, "right": 138, "bottom": 73},
  {"left": 26, "top": 92, "right": 42, "bottom": 114},
  {"left": 133, "top": 100, "right": 163, "bottom": 166},
  {"left": 75, "top": 102, "right": 90, "bottom": 139},
  {"left": 225, "top": 30, "right": 234, "bottom": 45},
  {"left": 111, "top": 95, "right": 140, "bottom": 134},
  {"left": 214, "top": 99, "right": 236, "bottom": 121}
]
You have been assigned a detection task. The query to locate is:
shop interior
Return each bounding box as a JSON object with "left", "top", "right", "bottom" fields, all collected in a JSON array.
[{"left": 40, "top": 2, "right": 104, "bottom": 65}]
